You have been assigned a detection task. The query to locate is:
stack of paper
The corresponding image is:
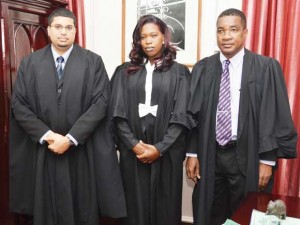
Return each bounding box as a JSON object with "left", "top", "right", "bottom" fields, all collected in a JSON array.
[
  {"left": 250, "top": 209, "right": 300, "bottom": 225},
  {"left": 223, "top": 219, "right": 241, "bottom": 225}
]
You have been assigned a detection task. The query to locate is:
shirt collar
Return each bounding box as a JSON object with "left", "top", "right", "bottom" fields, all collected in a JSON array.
[
  {"left": 220, "top": 48, "right": 245, "bottom": 67},
  {"left": 51, "top": 44, "right": 74, "bottom": 63},
  {"left": 145, "top": 60, "right": 155, "bottom": 70}
]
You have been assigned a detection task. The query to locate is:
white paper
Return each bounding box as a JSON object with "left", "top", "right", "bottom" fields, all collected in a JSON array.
[{"left": 250, "top": 209, "right": 300, "bottom": 225}]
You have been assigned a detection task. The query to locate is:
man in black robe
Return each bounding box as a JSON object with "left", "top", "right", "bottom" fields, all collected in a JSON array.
[
  {"left": 186, "top": 8, "right": 297, "bottom": 225},
  {"left": 9, "top": 8, "right": 126, "bottom": 225}
]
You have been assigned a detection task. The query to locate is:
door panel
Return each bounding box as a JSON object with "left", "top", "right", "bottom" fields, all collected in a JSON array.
[
  {"left": 8, "top": 8, "right": 49, "bottom": 90},
  {"left": 33, "top": 26, "right": 49, "bottom": 51}
]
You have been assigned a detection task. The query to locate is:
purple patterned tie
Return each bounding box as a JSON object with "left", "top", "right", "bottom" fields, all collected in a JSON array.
[
  {"left": 56, "top": 56, "right": 64, "bottom": 79},
  {"left": 216, "top": 60, "right": 231, "bottom": 146}
]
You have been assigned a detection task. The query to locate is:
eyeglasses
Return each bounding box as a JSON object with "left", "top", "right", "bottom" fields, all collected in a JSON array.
[{"left": 50, "top": 24, "right": 75, "bottom": 32}]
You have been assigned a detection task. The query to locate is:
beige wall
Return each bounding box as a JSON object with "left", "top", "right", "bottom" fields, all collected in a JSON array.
[{"left": 84, "top": 0, "right": 242, "bottom": 222}]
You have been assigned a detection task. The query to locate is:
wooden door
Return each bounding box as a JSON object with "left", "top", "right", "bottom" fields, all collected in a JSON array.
[{"left": 4, "top": 3, "right": 50, "bottom": 97}]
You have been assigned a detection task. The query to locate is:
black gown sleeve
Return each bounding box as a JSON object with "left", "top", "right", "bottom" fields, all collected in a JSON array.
[
  {"left": 68, "top": 55, "right": 109, "bottom": 144},
  {"left": 259, "top": 151, "right": 277, "bottom": 161},
  {"left": 186, "top": 59, "right": 208, "bottom": 155},
  {"left": 185, "top": 128, "right": 198, "bottom": 154},
  {"left": 11, "top": 58, "right": 50, "bottom": 142},
  {"left": 154, "top": 124, "right": 184, "bottom": 155},
  {"left": 154, "top": 64, "right": 190, "bottom": 155},
  {"left": 258, "top": 58, "right": 297, "bottom": 158},
  {"left": 115, "top": 118, "right": 139, "bottom": 150}
]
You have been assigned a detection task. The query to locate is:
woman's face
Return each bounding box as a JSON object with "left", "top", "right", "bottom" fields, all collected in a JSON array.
[{"left": 140, "top": 23, "right": 164, "bottom": 64}]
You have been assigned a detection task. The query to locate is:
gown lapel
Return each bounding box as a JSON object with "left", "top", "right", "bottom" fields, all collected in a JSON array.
[{"left": 237, "top": 50, "right": 253, "bottom": 139}]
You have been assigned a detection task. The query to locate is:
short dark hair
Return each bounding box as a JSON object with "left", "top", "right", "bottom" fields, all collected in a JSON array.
[
  {"left": 48, "top": 8, "right": 76, "bottom": 26},
  {"left": 217, "top": 8, "right": 247, "bottom": 29}
]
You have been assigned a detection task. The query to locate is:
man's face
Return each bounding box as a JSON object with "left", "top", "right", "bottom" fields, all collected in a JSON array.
[
  {"left": 47, "top": 16, "right": 76, "bottom": 54},
  {"left": 216, "top": 15, "right": 247, "bottom": 59}
]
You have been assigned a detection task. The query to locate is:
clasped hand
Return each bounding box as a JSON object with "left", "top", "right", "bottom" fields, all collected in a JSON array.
[
  {"left": 44, "top": 131, "right": 72, "bottom": 155},
  {"left": 132, "top": 141, "right": 160, "bottom": 163}
]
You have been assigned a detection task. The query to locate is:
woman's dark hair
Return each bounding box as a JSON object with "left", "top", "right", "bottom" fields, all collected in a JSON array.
[
  {"left": 48, "top": 8, "right": 77, "bottom": 27},
  {"left": 127, "top": 14, "right": 177, "bottom": 75}
]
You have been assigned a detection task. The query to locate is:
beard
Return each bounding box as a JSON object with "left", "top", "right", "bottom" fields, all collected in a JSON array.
[{"left": 58, "top": 43, "right": 69, "bottom": 48}]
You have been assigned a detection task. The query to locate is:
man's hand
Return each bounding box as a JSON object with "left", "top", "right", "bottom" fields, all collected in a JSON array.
[
  {"left": 44, "top": 133, "right": 72, "bottom": 155},
  {"left": 258, "top": 163, "right": 272, "bottom": 191},
  {"left": 43, "top": 131, "right": 55, "bottom": 145},
  {"left": 136, "top": 141, "right": 160, "bottom": 163},
  {"left": 186, "top": 157, "right": 200, "bottom": 184}
]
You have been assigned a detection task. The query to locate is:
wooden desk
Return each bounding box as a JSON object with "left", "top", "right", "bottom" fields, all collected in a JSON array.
[{"left": 231, "top": 192, "right": 300, "bottom": 225}]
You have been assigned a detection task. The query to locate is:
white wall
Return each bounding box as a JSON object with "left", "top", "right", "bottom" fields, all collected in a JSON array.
[
  {"left": 84, "top": 0, "right": 123, "bottom": 77},
  {"left": 84, "top": 0, "right": 242, "bottom": 223},
  {"left": 200, "top": 0, "right": 242, "bottom": 59}
]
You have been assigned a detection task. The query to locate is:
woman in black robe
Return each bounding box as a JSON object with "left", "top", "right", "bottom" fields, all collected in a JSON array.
[{"left": 110, "top": 15, "right": 190, "bottom": 225}]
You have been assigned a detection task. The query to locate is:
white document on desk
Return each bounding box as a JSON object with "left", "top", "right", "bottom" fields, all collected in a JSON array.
[{"left": 250, "top": 209, "right": 300, "bottom": 225}]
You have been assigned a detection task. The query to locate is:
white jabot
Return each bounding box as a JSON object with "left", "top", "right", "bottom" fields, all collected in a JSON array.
[
  {"left": 138, "top": 104, "right": 158, "bottom": 117},
  {"left": 138, "top": 62, "right": 158, "bottom": 117}
]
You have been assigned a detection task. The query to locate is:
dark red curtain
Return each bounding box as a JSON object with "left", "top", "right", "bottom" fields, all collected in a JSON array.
[
  {"left": 243, "top": 0, "right": 300, "bottom": 197},
  {"left": 66, "top": 0, "right": 86, "bottom": 47}
]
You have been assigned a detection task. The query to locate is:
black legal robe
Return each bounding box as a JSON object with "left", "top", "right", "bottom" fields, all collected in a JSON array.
[
  {"left": 110, "top": 62, "right": 191, "bottom": 225},
  {"left": 9, "top": 44, "right": 126, "bottom": 225},
  {"left": 187, "top": 49, "right": 297, "bottom": 225}
]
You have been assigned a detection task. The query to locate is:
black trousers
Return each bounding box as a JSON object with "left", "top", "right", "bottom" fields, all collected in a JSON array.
[{"left": 210, "top": 144, "right": 246, "bottom": 225}]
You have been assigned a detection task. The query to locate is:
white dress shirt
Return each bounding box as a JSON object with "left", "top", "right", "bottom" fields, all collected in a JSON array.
[{"left": 138, "top": 61, "right": 158, "bottom": 117}]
